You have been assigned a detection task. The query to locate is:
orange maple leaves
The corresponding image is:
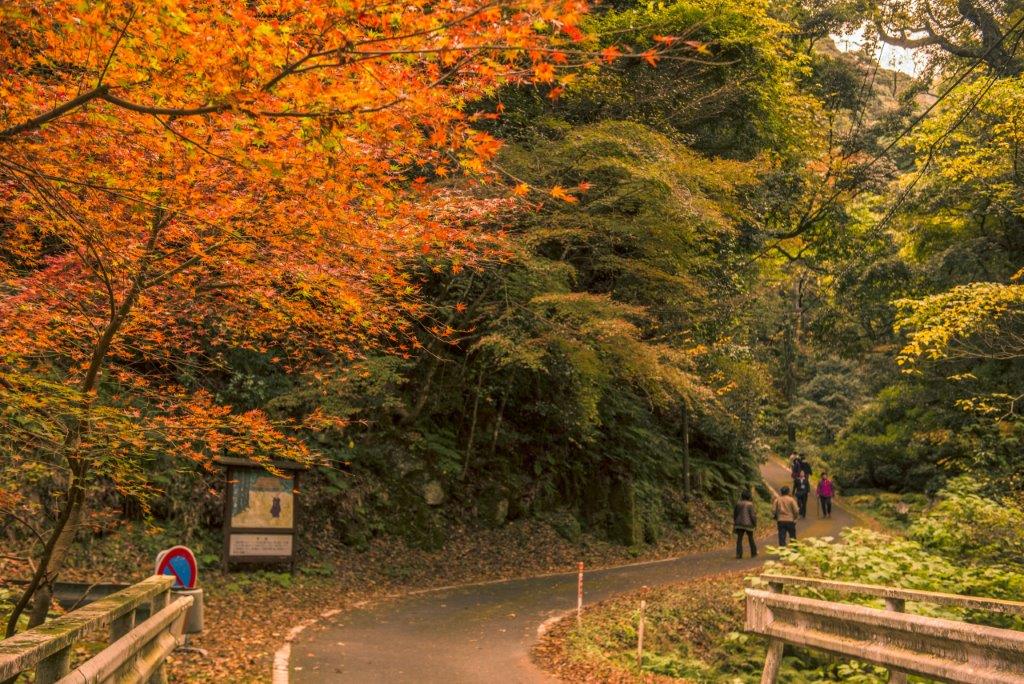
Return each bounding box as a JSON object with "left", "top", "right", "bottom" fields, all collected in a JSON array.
[
  {"left": 0, "top": 0, "right": 709, "bottom": 480},
  {"left": 0, "top": 0, "right": 599, "bottom": 476}
]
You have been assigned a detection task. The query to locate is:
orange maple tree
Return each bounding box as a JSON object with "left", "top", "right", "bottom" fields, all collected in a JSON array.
[
  {"left": 0, "top": 0, "right": 613, "bottom": 633},
  {"left": 0, "top": 0, "right": 703, "bottom": 633}
]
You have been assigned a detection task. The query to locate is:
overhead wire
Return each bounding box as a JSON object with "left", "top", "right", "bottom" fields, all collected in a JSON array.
[
  {"left": 755, "top": 13, "right": 1024, "bottom": 275},
  {"left": 829, "top": 16, "right": 1024, "bottom": 283}
]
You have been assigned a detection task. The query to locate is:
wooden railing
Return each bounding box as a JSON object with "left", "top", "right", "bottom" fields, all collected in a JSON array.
[
  {"left": 745, "top": 573, "right": 1024, "bottom": 684},
  {"left": 0, "top": 575, "right": 193, "bottom": 684}
]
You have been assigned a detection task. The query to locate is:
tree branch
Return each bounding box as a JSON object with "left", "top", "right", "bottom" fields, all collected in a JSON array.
[
  {"left": 97, "top": 7, "right": 138, "bottom": 87},
  {"left": 98, "top": 91, "right": 229, "bottom": 117},
  {"left": 0, "top": 86, "right": 109, "bottom": 140}
]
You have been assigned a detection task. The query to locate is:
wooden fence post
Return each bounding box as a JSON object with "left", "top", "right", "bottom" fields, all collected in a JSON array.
[
  {"left": 34, "top": 646, "right": 71, "bottom": 684},
  {"left": 110, "top": 606, "right": 137, "bottom": 641},
  {"left": 761, "top": 639, "right": 784, "bottom": 684},
  {"left": 884, "top": 597, "right": 908, "bottom": 684},
  {"left": 146, "top": 587, "right": 172, "bottom": 684},
  {"left": 760, "top": 580, "right": 784, "bottom": 683}
]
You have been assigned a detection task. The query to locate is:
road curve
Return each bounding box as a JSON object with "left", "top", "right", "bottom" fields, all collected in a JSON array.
[{"left": 289, "top": 460, "right": 853, "bottom": 683}]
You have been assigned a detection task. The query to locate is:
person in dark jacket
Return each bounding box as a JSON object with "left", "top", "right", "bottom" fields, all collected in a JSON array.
[
  {"left": 733, "top": 490, "right": 757, "bottom": 559},
  {"left": 791, "top": 453, "right": 812, "bottom": 490},
  {"left": 794, "top": 472, "right": 811, "bottom": 518}
]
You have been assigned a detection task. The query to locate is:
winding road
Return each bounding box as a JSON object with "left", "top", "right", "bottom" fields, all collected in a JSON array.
[{"left": 289, "top": 460, "right": 854, "bottom": 683}]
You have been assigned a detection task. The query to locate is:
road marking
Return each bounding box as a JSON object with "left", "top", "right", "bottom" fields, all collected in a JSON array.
[
  {"left": 537, "top": 611, "right": 571, "bottom": 637},
  {"left": 271, "top": 643, "right": 291, "bottom": 684},
  {"left": 272, "top": 618, "right": 318, "bottom": 683}
]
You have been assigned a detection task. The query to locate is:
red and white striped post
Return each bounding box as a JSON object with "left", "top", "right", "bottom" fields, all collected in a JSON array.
[
  {"left": 576, "top": 562, "right": 584, "bottom": 625},
  {"left": 636, "top": 585, "right": 649, "bottom": 667}
]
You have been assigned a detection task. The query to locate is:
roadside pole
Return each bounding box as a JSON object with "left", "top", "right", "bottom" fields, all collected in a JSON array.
[
  {"left": 576, "top": 562, "right": 584, "bottom": 625},
  {"left": 636, "top": 586, "right": 648, "bottom": 668}
]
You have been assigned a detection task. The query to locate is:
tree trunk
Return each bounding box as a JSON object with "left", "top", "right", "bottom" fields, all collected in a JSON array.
[
  {"left": 782, "top": 277, "right": 805, "bottom": 449},
  {"left": 26, "top": 485, "right": 84, "bottom": 628},
  {"left": 461, "top": 369, "right": 485, "bottom": 480},
  {"left": 682, "top": 401, "right": 691, "bottom": 501},
  {"left": 6, "top": 210, "right": 165, "bottom": 635},
  {"left": 4, "top": 473, "right": 84, "bottom": 636},
  {"left": 490, "top": 390, "right": 507, "bottom": 456},
  {"left": 401, "top": 351, "right": 441, "bottom": 425}
]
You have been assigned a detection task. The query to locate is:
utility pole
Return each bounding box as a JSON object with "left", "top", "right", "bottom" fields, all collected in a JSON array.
[{"left": 782, "top": 276, "right": 805, "bottom": 450}]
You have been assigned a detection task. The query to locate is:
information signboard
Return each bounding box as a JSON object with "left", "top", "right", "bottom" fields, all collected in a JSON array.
[{"left": 217, "top": 457, "right": 303, "bottom": 571}]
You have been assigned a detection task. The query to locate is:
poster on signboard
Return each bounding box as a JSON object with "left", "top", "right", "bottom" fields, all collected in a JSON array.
[
  {"left": 230, "top": 470, "right": 294, "bottom": 529},
  {"left": 228, "top": 533, "right": 294, "bottom": 557}
]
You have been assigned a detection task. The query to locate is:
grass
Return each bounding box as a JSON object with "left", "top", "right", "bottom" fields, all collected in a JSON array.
[{"left": 535, "top": 572, "right": 798, "bottom": 683}]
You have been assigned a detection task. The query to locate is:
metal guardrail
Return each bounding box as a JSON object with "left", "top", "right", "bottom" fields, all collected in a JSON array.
[
  {"left": 0, "top": 575, "right": 192, "bottom": 684},
  {"left": 745, "top": 574, "right": 1024, "bottom": 684}
]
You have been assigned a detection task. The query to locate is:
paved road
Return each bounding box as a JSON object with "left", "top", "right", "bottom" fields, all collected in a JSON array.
[{"left": 291, "top": 461, "right": 853, "bottom": 683}]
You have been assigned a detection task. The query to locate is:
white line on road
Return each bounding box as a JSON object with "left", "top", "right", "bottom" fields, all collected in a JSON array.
[{"left": 272, "top": 617, "right": 319, "bottom": 684}]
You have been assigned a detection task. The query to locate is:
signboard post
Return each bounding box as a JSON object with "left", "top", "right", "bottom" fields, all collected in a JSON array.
[
  {"left": 217, "top": 457, "right": 304, "bottom": 573},
  {"left": 154, "top": 546, "right": 205, "bottom": 641}
]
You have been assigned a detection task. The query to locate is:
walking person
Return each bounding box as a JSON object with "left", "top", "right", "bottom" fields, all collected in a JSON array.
[
  {"left": 790, "top": 453, "right": 811, "bottom": 489},
  {"left": 817, "top": 472, "right": 835, "bottom": 518},
  {"left": 789, "top": 453, "right": 802, "bottom": 491},
  {"left": 794, "top": 472, "right": 811, "bottom": 519},
  {"left": 733, "top": 490, "right": 758, "bottom": 559},
  {"left": 772, "top": 486, "right": 800, "bottom": 546}
]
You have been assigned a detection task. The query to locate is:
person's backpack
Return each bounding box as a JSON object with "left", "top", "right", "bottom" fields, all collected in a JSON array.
[{"left": 801, "top": 459, "right": 812, "bottom": 476}]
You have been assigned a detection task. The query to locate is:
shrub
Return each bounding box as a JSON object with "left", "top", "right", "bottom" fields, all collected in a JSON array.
[
  {"left": 762, "top": 527, "right": 1024, "bottom": 627},
  {"left": 908, "top": 476, "right": 1024, "bottom": 570}
]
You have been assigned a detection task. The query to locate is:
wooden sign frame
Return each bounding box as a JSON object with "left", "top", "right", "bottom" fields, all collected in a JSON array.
[{"left": 218, "top": 457, "right": 304, "bottom": 573}]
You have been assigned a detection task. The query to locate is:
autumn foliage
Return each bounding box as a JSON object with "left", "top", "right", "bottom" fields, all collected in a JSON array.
[
  {"left": 0, "top": 0, "right": 607, "bottom": 631},
  {"left": 1, "top": 0, "right": 595, "bottom": 380}
]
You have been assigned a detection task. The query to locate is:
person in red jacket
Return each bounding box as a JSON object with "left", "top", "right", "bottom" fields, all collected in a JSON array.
[{"left": 817, "top": 473, "right": 835, "bottom": 518}]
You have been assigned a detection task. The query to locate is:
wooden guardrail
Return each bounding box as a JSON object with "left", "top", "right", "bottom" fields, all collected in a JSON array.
[
  {"left": 745, "top": 574, "right": 1024, "bottom": 684},
  {"left": 0, "top": 575, "right": 193, "bottom": 684}
]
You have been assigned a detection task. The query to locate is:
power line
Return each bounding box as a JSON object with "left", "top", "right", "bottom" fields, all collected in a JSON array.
[
  {"left": 829, "top": 20, "right": 1024, "bottom": 283},
  {"left": 774, "top": 13, "right": 1024, "bottom": 245},
  {"left": 866, "top": 23, "right": 1024, "bottom": 230},
  {"left": 867, "top": 13, "right": 1024, "bottom": 170}
]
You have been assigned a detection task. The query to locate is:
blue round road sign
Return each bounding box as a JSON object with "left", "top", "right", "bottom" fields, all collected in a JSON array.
[{"left": 156, "top": 546, "right": 198, "bottom": 589}]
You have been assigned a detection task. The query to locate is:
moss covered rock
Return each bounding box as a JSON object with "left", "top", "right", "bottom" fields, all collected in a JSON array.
[
  {"left": 608, "top": 478, "right": 642, "bottom": 546},
  {"left": 543, "top": 508, "right": 583, "bottom": 543}
]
